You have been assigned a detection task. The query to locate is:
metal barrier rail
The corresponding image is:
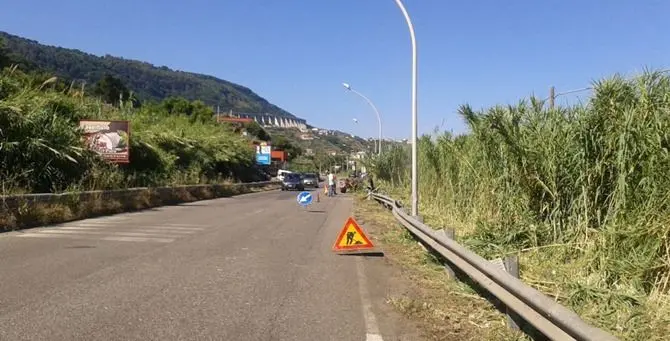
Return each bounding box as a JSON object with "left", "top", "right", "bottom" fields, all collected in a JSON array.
[{"left": 369, "top": 192, "right": 619, "bottom": 341}]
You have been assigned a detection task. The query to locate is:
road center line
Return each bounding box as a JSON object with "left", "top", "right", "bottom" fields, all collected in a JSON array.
[{"left": 356, "top": 257, "right": 384, "bottom": 341}]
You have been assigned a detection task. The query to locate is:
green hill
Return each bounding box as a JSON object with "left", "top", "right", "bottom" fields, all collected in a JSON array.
[{"left": 0, "top": 31, "right": 297, "bottom": 118}]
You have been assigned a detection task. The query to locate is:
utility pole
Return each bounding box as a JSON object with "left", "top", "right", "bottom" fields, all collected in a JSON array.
[{"left": 549, "top": 86, "right": 555, "bottom": 110}]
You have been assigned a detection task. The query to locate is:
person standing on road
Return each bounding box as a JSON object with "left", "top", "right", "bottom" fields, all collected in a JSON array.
[{"left": 327, "top": 171, "right": 335, "bottom": 197}]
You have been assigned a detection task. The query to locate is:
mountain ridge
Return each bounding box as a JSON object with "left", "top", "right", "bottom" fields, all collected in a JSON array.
[{"left": 0, "top": 31, "right": 299, "bottom": 119}]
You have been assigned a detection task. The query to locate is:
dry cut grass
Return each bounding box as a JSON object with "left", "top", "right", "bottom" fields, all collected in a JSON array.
[{"left": 354, "top": 194, "right": 527, "bottom": 341}]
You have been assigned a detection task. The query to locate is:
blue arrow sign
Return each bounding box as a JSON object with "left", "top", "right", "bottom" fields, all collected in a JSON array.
[{"left": 297, "top": 191, "right": 313, "bottom": 207}]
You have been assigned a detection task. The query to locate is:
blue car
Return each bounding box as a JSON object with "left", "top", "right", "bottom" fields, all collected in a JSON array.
[{"left": 281, "top": 173, "right": 304, "bottom": 191}]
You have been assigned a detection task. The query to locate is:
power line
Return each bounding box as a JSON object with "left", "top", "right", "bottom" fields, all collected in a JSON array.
[{"left": 545, "top": 68, "right": 670, "bottom": 107}]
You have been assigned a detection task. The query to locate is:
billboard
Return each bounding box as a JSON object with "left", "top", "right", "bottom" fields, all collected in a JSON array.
[
  {"left": 255, "top": 142, "right": 271, "bottom": 165},
  {"left": 79, "top": 120, "right": 130, "bottom": 163},
  {"left": 256, "top": 153, "right": 271, "bottom": 165}
]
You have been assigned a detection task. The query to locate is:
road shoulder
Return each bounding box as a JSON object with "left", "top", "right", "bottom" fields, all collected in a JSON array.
[{"left": 353, "top": 194, "right": 527, "bottom": 341}]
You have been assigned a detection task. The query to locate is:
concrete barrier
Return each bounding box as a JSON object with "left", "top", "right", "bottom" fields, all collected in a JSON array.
[{"left": 0, "top": 181, "right": 280, "bottom": 231}]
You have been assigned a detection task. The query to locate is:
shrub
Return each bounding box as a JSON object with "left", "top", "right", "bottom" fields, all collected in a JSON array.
[
  {"left": 0, "top": 68, "right": 259, "bottom": 194},
  {"left": 370, "top": 70, "right": 670, "bottom": 340}
]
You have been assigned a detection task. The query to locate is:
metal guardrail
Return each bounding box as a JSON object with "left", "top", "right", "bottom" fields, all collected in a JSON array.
[{"left": 369, "top": 192, "right": 619, "bottom": 341}]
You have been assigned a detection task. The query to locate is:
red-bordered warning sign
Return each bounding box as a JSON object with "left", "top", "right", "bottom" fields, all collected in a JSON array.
[{"left": 332, "top": 217, "right": 374, "bottom": 251}]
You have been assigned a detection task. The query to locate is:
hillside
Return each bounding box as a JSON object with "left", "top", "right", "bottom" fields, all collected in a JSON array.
[
  {"left": 0, "top": 31, "right": 297, "bottom": 118},
  {"left": 265, "top": 127, "right": 374, "bottom": 156}
]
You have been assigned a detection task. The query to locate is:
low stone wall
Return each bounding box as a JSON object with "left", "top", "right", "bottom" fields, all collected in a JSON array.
[{"left": 0, "top": 181, "right": 280, "bottom": 231}]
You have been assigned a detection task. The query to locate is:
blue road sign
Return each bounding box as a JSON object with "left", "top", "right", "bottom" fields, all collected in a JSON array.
[
  {"left": 297, "top": 191, "right": 313, "bottom": 207},
  {"left": 256, "top": 153, "right": 271, "bottom": 165}
]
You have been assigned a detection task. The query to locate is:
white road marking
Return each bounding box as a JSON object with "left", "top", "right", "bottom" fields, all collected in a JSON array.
[
  {"left": 16, "top": 233, "right": 98, "bottom": 241},
  {"left": 131, "top": 226, "right": 204, "bottom": 231},
  {"left": 86, "top": 216, "right": 129, "bottom": 221},
  {"left": 58, "top": 223, "right": 126, "bottom": 227},
  {"left": 356, "top": 257, "right": 384, "bottom": 341},
  {"left": 128, "top": 229, "right": 195, "bottom": 234},
  {"left": 366, "top": 334, "right": 384, "bottom": 341},
  {"left": 54, "top": 223, "right": 204, "bottom": 231},
  {"left": 16, "top": 233, "right": 173, "bottom": 243},
  {"left": 51, "top": 227, "right": 101, "bottom": 231},
  {"left": 102, "top": 236, "right": 173, "bottom": 243},
  {"left": 162, "top": 223, "right": 206, "bottom": 227},
  {"left": 28, "top": 230, "right": 184, "bottom": 238}
]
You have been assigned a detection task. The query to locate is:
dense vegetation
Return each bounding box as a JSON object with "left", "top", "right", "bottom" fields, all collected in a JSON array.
[
  {"left": 0, "top": 31, "right": 298, "bottom": 118},
  {"left": 288, "top": 152, "right": 348, "bottom": 174},
  {"left": 0, "top": 63, "right": 268, "bottom": 194},
  {"left": 370, "top": 70, "right": 670, "bottom": 340}
]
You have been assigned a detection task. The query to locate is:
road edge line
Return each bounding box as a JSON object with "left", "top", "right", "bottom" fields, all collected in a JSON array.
[{"left": 356, "top": 257, "right": 384, "bottom": 341}]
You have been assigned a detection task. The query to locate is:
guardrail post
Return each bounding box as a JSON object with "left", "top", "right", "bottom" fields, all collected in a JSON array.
[
  {"left": 370, "top": 192, "right": 619, "bottom": 340},
  {"left": 504, "top": 255, "right": 522, "bottom": 331},
  {"left": 436, "top": 228, "right": 457, "bottom": 279}
]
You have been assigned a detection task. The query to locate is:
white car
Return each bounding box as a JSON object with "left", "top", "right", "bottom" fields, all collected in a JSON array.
[{"left": 277, "top": 169, "right": 293, "bottom": 181}]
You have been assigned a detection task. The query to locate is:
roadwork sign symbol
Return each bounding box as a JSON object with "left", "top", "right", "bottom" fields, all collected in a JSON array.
[
  {"left": 332, "top": 217, "right": 374, "bottom": 251},
  {"left": 297, "top": 191, "right": 313, "bottom": 207}
]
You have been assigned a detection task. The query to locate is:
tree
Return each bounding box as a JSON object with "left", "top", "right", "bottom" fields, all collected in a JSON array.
[
  {"left": 0, "top": 38, "right": 12, "bottom": 68},
  {"left": 243, "top": 121, "right": 271, "bottom": 141},
  {"left": 92, "top": 74, "right": 131, "bottom": 106},
  {"left": 161, "top": 97, "right": 214, "bottom": 123},
  {"left": 312, "top": 151, "right": 331, "bottom": 174},
  {"left": 271, "top": 135, "right": 303, "bottom": 161},
  {"left": 188, "top": 100, "right": 214, "bottom": 123}
]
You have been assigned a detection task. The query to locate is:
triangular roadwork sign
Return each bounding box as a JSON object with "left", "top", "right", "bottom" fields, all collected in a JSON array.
[{"left": 332, "top": 217, "right": 374, "bottom": 251}]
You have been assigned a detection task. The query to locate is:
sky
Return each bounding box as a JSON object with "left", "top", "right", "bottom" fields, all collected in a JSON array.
[{"left": 1, "top": 0, "right": 669, "bottom": 140}]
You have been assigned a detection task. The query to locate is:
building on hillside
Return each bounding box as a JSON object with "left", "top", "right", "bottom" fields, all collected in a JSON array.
[
  {"left": 216, "top": 116, "right": 253, "bottom": 124},
  {"left": 218, "top": 111, "right": 308, "bottom": 131},
  {"left": 351, "top": 151, "right": 367, "bottom": 160},
  {"left": 217, "top": 116, "right": 254, "bottom": 137},
  {"left": 271, "top": 150, "right": 287, "bottom": 163},
  {"left": 300, "top": 134, "right": 314, "bottom": 140}
]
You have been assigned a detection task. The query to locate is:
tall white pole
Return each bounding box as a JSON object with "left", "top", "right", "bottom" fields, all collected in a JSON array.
[
  {"left": 343, "top": 83, "right": 383, "bottom": 155},
  {"left": 350, "top": 88, "right": 382, "bottom": 155},
  {"left": 393, "top": 0, "right": 419, "bottom": 216}
]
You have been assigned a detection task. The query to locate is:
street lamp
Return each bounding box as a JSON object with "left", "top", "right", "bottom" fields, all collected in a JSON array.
[
  {"left": 342, "top": 82, "right": 382, "bottom": 156},
  {"left": 393, "top": 0, "right": 419, "bottom": 217}
]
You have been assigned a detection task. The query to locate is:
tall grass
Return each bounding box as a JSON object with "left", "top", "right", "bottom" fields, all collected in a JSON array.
[
  {"left": 0, "top": 68, "right": 260, "bottom": 194},
  {"left": 369, "top": 70, "right": 670, "bottom": 340}
]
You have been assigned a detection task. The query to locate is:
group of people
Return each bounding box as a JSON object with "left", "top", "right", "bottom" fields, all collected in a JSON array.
[{"left": 324, "top": 171, "right": 375, "bottom": 197}]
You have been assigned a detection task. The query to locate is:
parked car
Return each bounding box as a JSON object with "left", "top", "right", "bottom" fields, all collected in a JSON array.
[
  {"left": 277, "top": 169, "right": 293, "bottom": 181},
  {"left": 301, "top": 173, "right": 320, "bottom": 188},
  {"left": 281, "top": 173, "right": 304, "bottom": 191}
]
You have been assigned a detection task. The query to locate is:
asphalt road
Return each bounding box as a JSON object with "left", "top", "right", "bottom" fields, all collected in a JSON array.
[{"left": 0, "top": 189, "right": 423, "bottom": 341}]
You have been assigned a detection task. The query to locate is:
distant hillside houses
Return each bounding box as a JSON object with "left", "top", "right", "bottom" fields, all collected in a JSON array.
[
  {"left": 310, "top": 127, "right": 334, "bottom": 136},
  {"left": 221, "top": 112, "right": 308, "bottom": 131}
]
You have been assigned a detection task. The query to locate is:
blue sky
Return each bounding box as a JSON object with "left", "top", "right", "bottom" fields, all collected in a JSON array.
[{"left": 1, "top": 1, "right": 668, "bottom": 139}]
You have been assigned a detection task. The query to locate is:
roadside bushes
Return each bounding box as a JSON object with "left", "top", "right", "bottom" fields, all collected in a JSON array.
[
  {"left": 369, "top": 70, "right": 670, "bottom": 339},
  {"left": 0, "top": 68, "right": 259, "bottom": 194}
]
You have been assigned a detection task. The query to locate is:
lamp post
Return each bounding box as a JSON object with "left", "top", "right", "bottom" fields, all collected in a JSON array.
[
  {"left": 342, "top": 82, "right": 382, "bottom": 155},
  {"left": 393, "top": 0, "right": 419, "bottom": 217}
]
